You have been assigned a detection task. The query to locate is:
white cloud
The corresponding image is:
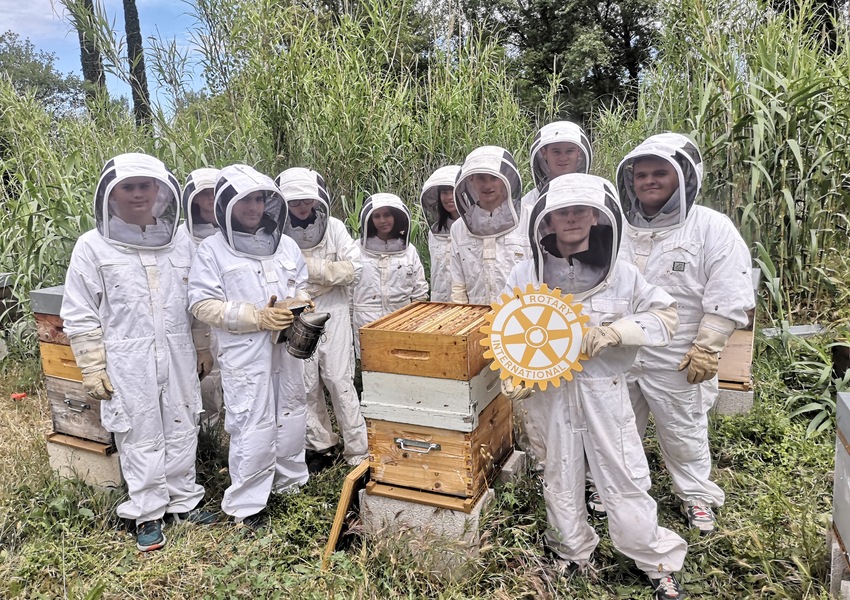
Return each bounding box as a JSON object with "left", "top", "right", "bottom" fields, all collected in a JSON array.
[{"left": 0, "top": 0, "right": 74, "bottom": 41}]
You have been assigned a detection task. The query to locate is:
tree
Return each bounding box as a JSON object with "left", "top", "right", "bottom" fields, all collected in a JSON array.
[
  {"left": 460, "top": 0, "right": 660, "bottom": 120},
  {"left": 0, "top": 31, "right": 85, "bottom": 114},
  {"left": 74, "top": 0, "right": 106, "bottom": 100},
  {"left": 122, "top": 0, "right": 152, "bottom": 126}
]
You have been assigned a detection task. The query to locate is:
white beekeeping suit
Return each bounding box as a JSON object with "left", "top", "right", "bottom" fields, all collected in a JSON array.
[
  {"left": 521, "top": 121, "right": 593, "bottom": 210},
  {"left": 188, "top": 165, "right": 311, "bottom": 522},
  {"left": 351, "top": 193, "right": 428, "bottom": 357},
  {"left": 420, "top": 165, "right": 461, "bottom": 302},
  {"left": 61, "top": 153, "right": 207, "bottom": 540},
  {"left": 505, "top": 173, "right": 687, "bottom": 590},
  {"left": 182, "top": 167, "right": 223, "bottom": 428},
  {"left": 616, "top": 134, "right": 754, "bottom": 532},
  {"left": 449, "top": 146, "right": 531, "bottom": 305},
  {"left": 277, "top": 167, "right": 368, "bottom": 466}
]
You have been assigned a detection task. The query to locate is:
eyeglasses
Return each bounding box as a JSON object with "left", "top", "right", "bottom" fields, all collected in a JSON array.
[{"left": 288, "top": 199, "right": 316, "bottom": 207}]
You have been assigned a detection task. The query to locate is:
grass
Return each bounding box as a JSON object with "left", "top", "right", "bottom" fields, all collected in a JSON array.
[{"left": 0, "top": 336, "right": 836, "bottom": 599}]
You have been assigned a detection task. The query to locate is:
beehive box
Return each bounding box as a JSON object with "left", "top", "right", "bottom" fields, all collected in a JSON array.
[
  {"left": 367, "top": 392, "right": 513, "bottom": 498},
  {"left": 31, "top": 286, "right": 115, "bottom": 449},
  {"left": 359, "top": 302, "right": 492, "bottom": 381},
  {"left": 361, "top": 366, "right": 502, "bottom": 432},
  {"left": 717, "top": 329, "right": 754, "bottom": 391}
]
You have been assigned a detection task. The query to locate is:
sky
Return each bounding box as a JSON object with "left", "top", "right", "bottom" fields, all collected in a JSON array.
[{"left": 1, "top": 0, "right": 204, "bottom": 104}]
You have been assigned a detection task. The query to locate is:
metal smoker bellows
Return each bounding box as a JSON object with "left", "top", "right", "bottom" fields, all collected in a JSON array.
[{"left": 284, "top": 311, "right": 331, "bottom": 359}]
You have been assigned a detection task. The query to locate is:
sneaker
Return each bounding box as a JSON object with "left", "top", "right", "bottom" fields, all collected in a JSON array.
[
  {"left": 306, "top": 449, "right": 337, "bottom": 474},
  {"left": 586, "top": 484, "right": 607, "bottom": 520},
  {"left": 681, "top": 503, "right": 716, "bottom": 535},
  {"left": 235, "top": 511, "right": 269, "bottom": 532},
  {"left": 163, "top": 508, "right": 218, "bottom": 526},
  {"left": 136, "top": 520, "right": 166, "bottom": 552},
  {"left": 650, "top": 574, "right": 687, "bottom": 599}
]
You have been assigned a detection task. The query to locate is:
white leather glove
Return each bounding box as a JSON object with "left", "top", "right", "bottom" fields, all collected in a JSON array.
[
  {"left": 501, "top": 378, "right": 533, "bottom": 401},
  {"left": 305, "top": 256, "right": 356, "bottom": 287},
  {"left": 580, "top": 326, "right": 622, "bottom": 358},
  {"left": 280, "top": 297, "right": 315, "bottom": 313},
  {"left": 258, "top": 305, "right": 294, "bottom": 331},
  {"left": 69, "top": 330, "right": 114, "bottom": 400}
]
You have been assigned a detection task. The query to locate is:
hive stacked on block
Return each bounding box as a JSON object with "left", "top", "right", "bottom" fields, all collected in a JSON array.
[
  {"left": 360, "top": 302, "right": 513, "bottom": 502},
  {"left": 31, "top": 286, "right": 122, "bottom": 487}
]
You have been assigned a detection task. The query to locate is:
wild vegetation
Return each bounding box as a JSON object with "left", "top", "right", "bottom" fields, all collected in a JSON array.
[{"left": 0, "top": 0, "right": 848, "bottom": 596}]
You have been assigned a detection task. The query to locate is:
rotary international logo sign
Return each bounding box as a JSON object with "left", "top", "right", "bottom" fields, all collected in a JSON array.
[{"left": 480, "top": 283, "right": 590, "bottom": 390}]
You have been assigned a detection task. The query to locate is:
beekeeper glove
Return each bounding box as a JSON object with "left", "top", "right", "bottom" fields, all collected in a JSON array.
[
  {"left": 191, "top": 319, "right": 214, "bottom": 380},
  {"left": 69, "top": 329, "right": 114, "bottom": 400},
  {"left": 581, "top": 318, "right": 651, "bottom": 358},
  {"left": 279, "top": 297, "right": 315, "bottom": 313},
  {"left": 305, "top": 256, "right": 356, "bottom": 287},
  {"left": 501, "top": 377, "right": 533, "bottom": 401},
  {"left": 677, "top": 314, "right": 736, "bottom": 384},
  {"left": 450, "top": 283, "right": 469, "bottom": 304},
  {"left": 192, "top": 299, "right": 293, "bottom": 333}
]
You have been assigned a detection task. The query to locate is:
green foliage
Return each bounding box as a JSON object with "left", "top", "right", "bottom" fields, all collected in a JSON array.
[
  {"left": 0, "top": 31, "right": 85, "bottom": 115},
  {"left": 460, "top": 0, "right": 660, "bottom": 119},
  {"left": 592, "top": 0, "right": 850, "bottom": 323}
]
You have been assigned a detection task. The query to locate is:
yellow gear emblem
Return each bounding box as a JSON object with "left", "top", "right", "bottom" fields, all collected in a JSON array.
[{"left": 480, "top": 283, "right": 590, "bottom": 391}]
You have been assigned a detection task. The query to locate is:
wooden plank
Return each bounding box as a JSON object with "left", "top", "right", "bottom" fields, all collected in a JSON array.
[
  {"left": 717, "top": 329, "right": 754, "bottom": 385},
  {"left": 40, "top": 342, "right": 83, "bottom": 382},
  {"left": 365, "top": 481, "right": 478, "bottom": 513},
  {"left": 46, "top": 432, "right": 115, "bottom": 455},
  {"left": 322, "top": 460, "right": 370, "bottom": 570},
  {"left": 34, "top": 313, "right": 70, "bottom": 345},
  {"left": 360, "top": 367, "right": 501, "bottom": 431},
  {"left": 46, "top": 377, "right": 113, "bottom": 445}
]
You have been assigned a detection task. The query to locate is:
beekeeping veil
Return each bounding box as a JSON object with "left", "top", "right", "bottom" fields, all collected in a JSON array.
[
  {"left": 359, "top": 193, "right": 411, "bottom": 254},
  {"left": 420, "top": 165, "right": 461, "bottom": 237},
  {"left": 95, "top": 153, "right": 180, "bottom": 249},
  {"left": 616, "top": 133, "right": 702, "bottom": 231},
  {"left": 214, "top": 164, "right": 287, "bottom": 258},
  {"left": 530, "top": 121, "right": 593, "bottom": 188},
  {"left": 182, "top": 168, "right": 219, "bottom": 243},
  {"left": 529, "top": 174, "right": 622, "bottom": 300},
  {"left": 276, "top": 167, "right": 330, "bottom": 250},
  {"left": 454, "top": 146, "right": 522, "bottom": 238}
]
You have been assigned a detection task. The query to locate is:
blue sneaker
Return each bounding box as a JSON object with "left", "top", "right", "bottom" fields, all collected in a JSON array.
[{"left": 136, "top": 520, "right": 166, "bottom": 552}]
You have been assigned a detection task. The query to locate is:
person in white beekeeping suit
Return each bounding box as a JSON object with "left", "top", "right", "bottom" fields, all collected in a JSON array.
[
  {"left": 182, "top": 168, "right": 224, "bottom": 429},
  {"left": 61, "top": 153, "right": 216, "bottom": 553},
  {"left": 276, "top": 167, "right": 368, "bottom": 471},
  {"left": 449, "top": 146, "right": 531, "bottom": 305},
  {"left": 351, "top": 193, "right": 428, "bottom": 357},
  {"left": 188, "top": 165, "right": 313, "bottom": 531},
  {"left": 420, "top": 165, "right": 461, "bottom": 303},
  {"left": 615, "top": 133, "right": 754, "bottom": 535},
  {"left": 521, "top": 121, "right": 593, "bottom": 210},
  {"left": 503, "top": 173, "right": 689, "bottom": 600}
]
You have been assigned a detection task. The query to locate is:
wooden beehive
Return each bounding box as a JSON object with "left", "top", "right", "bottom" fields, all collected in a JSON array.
[
  {"left": 359, "top": 302, "right": 492, "bottom": 381},
  {"left": 717, "top": 329, "right": 754, "bottom": 391},
  {"left": 367, "top": 392, "right": 513, "bottom": 499},
  {"left": 31, "top": 286, "right": 115, "bottom": 451}
]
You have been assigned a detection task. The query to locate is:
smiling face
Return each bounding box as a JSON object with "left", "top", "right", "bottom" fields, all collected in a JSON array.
[
  {"left": 540, "top": 142, "right": 582, "bottom": 178},
  {"left": 370, "top": 207, "right": 396, "bottom": 240},
  {"left": 632, "top": 157, "right": 680, "bottom": 216},
  {"left": 547, "top": 205, "right": 598, "bottom": 256},
  {"left": 109, "top": 176, "right": 159, "bottom": 225},
  {"left": 193, "top": 188, "right": 216, "bottom": 224},
  {"left": 469, "top": 173, "right": 507, "bottom": 212},
  {"left": 288, "top": 198, "right": 316, "bottom": 220},
  {"left": 231, "top": 191, "right": 265, "bottom": 232},
  {"left": 439, "top": 186, "right": 458, "bottom": 218}
]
